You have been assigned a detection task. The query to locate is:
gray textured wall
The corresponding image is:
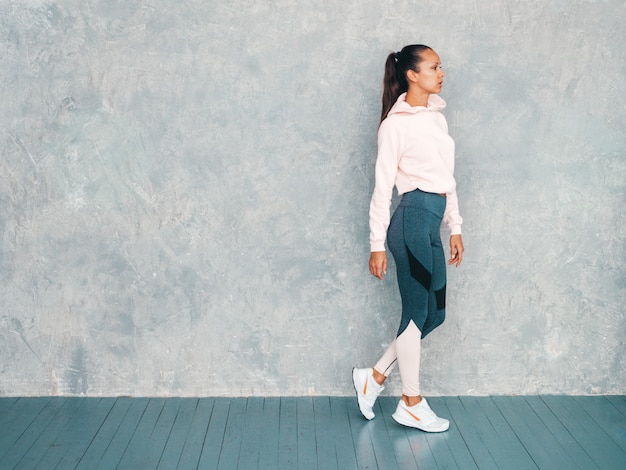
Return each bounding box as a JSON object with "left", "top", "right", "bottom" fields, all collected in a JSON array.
[{"left": 1, "top": 0, "right": 624, "bottom": 397}]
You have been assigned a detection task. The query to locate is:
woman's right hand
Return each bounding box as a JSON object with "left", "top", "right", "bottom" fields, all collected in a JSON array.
[{"left": 369, "top": 251, "right": 387, "bottom": 280}]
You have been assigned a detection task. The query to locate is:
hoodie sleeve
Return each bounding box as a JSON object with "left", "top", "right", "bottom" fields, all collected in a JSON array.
[
  {"left": 443, "top": 188, "right": 463, "bottom": 235},
  {"left": 369, "top": 120, "right": 400, "bottom": 252}
]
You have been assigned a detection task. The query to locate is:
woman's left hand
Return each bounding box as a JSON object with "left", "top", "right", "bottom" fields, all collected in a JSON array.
[{"left": 448, "top": 234, "right": 464, "bottom": 267}]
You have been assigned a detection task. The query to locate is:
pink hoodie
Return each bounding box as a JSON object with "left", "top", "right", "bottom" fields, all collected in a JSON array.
[{"left": 369, "top": 93, "right": 463, "bottom": 252}]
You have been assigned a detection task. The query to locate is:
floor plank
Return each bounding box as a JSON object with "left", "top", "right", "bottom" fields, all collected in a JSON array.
[
  {"left": 329, "top": 396, "right": 359, "bottom": 470},
  {"left": 296, "top": 397, "right": 317, "bottom": 470},
  {"left": 312, "top": 396, "right": 338, "bottom": 470},
  {"left": 199, "top": 398, "right": 230, "bottom": 469},
  {"left": 257, "top": 398, "right": 280, "bottom": 469},
  {"left": 195, "top": 397, "right": 231, "bottom": 470},
  {"left": 156, "top": 398, "right": 199, "bottom": 469},
  {"left": 237, "top": 397, "right": 264, "bottom": 469},
  {"left": 216, "top": 398, "right": 246, "bottom": 470},
  {"left": 176, "top": 398, "right": 215, "bottom": 469},
  {"left": 277, "top": 396, "right": 297, "bottom": 469}
]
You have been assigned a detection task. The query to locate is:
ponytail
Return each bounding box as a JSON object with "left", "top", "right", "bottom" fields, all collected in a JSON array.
[
  {"left": 379, "top": 45, "right": 432, "bottom": 125},
  {"left": 380, "top": 52, "right": 401, "bottom": 125}
]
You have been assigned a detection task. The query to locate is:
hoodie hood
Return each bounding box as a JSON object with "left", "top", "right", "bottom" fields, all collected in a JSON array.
[{"left": 387, "top": 92, "right": 446, "bottom": 116}]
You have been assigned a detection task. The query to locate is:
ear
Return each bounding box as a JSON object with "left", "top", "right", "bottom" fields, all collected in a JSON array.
[{"left": 406, "top": 69, "right": 419, "bottom": 83}]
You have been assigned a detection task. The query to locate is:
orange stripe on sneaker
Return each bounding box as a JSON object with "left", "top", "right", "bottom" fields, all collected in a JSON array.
[
  {"left": 363, "top": 380, "right": 367, "bottom": 395},
  {"left": 405, "top": 409, "right": 421, "bottom": 421}
]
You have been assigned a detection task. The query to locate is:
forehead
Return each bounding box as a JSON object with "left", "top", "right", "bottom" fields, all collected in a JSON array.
[{"left": 421, "top": 49, "right": 441, "bottom": 63}]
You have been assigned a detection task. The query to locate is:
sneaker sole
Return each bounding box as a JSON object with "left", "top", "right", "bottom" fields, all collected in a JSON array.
[
  {"left": 391, "top": 411, "right": 449, "bottom": 432},
  {"left": 352, "top": 368, "right": 374, "bottom": 420}
]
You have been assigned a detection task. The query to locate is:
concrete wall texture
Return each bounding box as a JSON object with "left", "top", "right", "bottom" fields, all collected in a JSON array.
[{"left": 1, "top": 0, "right": 624, "bottom": 397}]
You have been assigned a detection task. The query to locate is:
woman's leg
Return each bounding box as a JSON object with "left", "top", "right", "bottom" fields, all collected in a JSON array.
[{"left": 386, "top": 205, "right": 432, "bottom": 402}]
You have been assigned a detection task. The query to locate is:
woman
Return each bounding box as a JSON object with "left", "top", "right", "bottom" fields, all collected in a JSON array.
[{"left": 352, "top": 45, "right": 464, "bottom": 432}]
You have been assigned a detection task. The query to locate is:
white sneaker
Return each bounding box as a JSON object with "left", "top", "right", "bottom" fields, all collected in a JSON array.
[
  {"left": 392, "top": 397, "right": 450, "bottom": 432},
  {"left": 352, "top": 367, "right": 384, "bottom": 420}
]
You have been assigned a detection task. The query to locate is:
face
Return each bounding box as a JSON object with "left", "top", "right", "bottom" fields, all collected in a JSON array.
[{"left": 407, "top": 49, "right": 445, "bottom": 95}]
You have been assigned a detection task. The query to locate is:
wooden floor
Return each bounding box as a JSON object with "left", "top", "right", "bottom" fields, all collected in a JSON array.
[{"left": 0, "top": 396, "right": 624, "bottom": 469}]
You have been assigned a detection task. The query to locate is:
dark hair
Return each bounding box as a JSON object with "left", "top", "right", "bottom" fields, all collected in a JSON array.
[{"left": 380, "top": 44, "right": 432, "bottom": 124}]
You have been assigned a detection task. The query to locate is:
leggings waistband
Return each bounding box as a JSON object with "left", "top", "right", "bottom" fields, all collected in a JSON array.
[{"left": 399, "top": 187, "right": 447, "bottom": 210}]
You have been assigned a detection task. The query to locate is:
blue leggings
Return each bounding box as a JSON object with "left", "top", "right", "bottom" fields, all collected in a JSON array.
[{"left": 387, "top": 188, "right": 447, "bottom": 339}]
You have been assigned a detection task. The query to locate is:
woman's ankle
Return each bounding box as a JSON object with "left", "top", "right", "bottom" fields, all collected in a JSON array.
[
  {"left": 402, "top": 395, "right": 423, "bottom": 407},
  {"left": 372, "top": 368, "right": 386, "bottom": 386}
]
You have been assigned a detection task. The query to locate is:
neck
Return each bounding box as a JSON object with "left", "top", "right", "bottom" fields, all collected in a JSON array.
[{"left": 405, "top": 89, "right": 429, "bottom": 107}]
